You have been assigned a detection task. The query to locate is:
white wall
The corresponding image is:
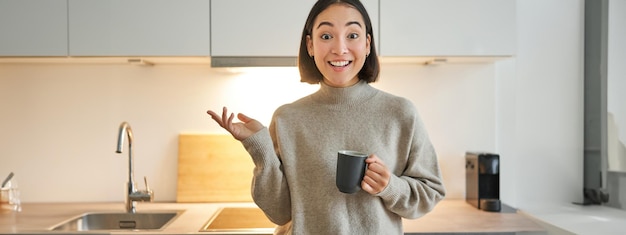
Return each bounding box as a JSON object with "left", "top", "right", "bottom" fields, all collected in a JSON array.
[
  {"left": 608, "top": 0, "right": 626, "bottom": 172},
  {"left": 0, "top": 63, "right": 497, "bottom": 202},
  {"left": 0, "top": 64, "right": 317, "bottom": 202},
  {"left": 606, "top": 0, "right": 626, "bottom": 210},
  {"left": 512, "top": 0, "right": 585, "bottom": 206},
  {"left": 0, "top": 0, "right": 590, "bottom": 208}
]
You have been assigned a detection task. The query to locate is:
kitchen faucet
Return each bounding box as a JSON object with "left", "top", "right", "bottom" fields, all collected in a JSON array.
[{"left": 116, "top": 121, "right": 153, "bottom": 213}]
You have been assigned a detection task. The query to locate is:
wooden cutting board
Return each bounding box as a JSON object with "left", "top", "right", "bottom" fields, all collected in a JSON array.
[{"left": 177, "top": 134, "right": 254, "bottom": 202}]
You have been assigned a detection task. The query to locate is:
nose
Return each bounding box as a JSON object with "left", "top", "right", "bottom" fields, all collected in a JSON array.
[{"left": 331, "top": 37, "right": 348, "bottom": 55}]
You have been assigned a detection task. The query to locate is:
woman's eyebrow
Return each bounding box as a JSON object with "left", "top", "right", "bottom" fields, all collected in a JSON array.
[
  {"left": 316, "top": 21, "right": 334, "bottom": 29},
  {"left": 316, "top": 21, "right": 363, "bottom": 29},
  {"left": 346, "top": 21, "right": 362, "bottom": 28}
]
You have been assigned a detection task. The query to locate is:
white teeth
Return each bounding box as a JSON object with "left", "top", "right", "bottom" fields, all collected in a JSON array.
[{"left": 330, "top": 61, "right": 350, "bottom": 67}]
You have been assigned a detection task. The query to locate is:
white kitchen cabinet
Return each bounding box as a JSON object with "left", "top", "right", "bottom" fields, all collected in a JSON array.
[
  {"left": 210, "top": 0, "right": 379, "bottom": 58},
  {"left": 380, "top": 0, "right": 516, "bottom": 57},
  {"left": 68, "top": 0, "right": 211, "bottom": 56},
  {"left": 0, "top": 0, "right": 68, "bottom": 56}
]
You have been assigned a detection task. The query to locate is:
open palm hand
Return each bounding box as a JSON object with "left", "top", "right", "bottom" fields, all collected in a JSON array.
[{"left": 207, "top": 107, "right": 264, "bottom": 141}]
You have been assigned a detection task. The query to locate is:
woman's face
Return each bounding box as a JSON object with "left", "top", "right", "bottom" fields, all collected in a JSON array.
[{"left": 307, "top": 4, "right": 371, "bottom": 88}]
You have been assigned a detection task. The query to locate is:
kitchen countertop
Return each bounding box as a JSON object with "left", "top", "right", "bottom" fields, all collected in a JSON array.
[
  {"left": 0, "top": 199, "right": 546, "bottom": 234},
  {"left": 519, "top": 202, "right": 626, "bottom": 235}
]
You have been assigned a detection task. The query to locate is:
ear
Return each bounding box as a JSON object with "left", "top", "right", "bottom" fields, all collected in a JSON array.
[
  {"left": 366, "top": 34, "right": 371, "bottom": 56},
  {"left": 306, "top": 35, "right": 313, "bottom": 57}
]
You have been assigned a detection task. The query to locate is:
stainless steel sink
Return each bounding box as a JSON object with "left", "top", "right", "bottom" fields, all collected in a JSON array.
[{"left": 49, "top": 211, "right": 182, "bottom": 231}]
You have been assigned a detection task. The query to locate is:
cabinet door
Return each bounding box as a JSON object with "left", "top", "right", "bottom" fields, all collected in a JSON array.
[
  {"left": 0, "top": 0, "right": 68, "bottom": 56},
  {"left": 210, "top": 0, "right": 379, "bottom": 57},
  {"left": 68, "top": 0, "right": 210, "bottom": 56},
  {"left": 210, "top": 0, "right": 315, "bottom": 57},
  {"left": 380, "top": 0, "right": 516, "bottom": 57}
]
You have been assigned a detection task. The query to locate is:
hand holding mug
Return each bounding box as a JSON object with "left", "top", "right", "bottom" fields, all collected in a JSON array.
[{"left": 362, "top": 154, "right": 390, "bottom": 195}]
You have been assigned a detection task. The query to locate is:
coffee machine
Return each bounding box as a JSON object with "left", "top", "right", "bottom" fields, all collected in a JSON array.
[{"left": 465, "top": 152, "right": 501, "bottom": 212}]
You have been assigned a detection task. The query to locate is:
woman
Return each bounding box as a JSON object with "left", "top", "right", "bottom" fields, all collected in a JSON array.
[{"left": 207, "top": 0, "right": 445, "bottom": 234}]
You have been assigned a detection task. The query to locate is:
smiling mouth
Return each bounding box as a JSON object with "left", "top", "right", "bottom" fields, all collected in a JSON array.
[{"left": 329, "top": 61, "right": 351, "bottom": 67}]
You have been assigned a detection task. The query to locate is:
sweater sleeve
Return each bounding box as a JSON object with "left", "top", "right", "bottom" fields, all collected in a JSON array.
[
  {"left": 376, "top": 104, "right": 446, "bottom": 219},
  {"left": 241, "top": 127, "right": 292, "bottom": 225}
]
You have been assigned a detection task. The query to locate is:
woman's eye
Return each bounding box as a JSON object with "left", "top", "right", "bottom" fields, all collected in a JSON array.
[
  {"left": 321, "top": 34, "right": 332, "bottom": 40},
  {"left": 348, "top": 33, "right": 359, "bottom": 39}
]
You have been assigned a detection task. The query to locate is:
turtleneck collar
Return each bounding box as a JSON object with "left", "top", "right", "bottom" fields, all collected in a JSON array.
[{"left": 311, "top": 80, "right": 378, "bottom": 106}]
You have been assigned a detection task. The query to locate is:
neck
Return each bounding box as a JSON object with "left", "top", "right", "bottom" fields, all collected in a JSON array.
[
  {"left": 322, "top": 77, "right": 360, "bottom": 88},
  {"left": 312, "top": 80, "right": 378, "bottom": 107}
]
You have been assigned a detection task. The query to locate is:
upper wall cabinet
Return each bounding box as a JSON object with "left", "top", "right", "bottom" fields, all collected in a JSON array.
[
  {"left": 380, "top": 0, "right": 516, "bottom": 57},
  {"left": 210, "top": 0, "right": 314, "bottom": 57},
  {"left": 0, "top": 0, "right": 68, "bottom": 56},
  {"left": 68, "top": 0, "right": 211, "bottom": 56},
  {"left": 210, "top": 0, "right": 379, "bottom": 57}
]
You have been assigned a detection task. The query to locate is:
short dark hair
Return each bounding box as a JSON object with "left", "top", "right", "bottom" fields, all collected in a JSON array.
[{"left": 298, "top": 0, "right": 380, "bottom": 84}]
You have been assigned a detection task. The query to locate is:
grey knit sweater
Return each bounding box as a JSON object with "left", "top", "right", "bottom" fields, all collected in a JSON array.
[{"left": 241, "top": 80, "right": 445, "bottom": 234}]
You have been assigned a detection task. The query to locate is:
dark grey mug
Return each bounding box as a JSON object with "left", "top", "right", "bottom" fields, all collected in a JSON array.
[{"left": 336, "top": 150, "right": 368, "bottom": 194}]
